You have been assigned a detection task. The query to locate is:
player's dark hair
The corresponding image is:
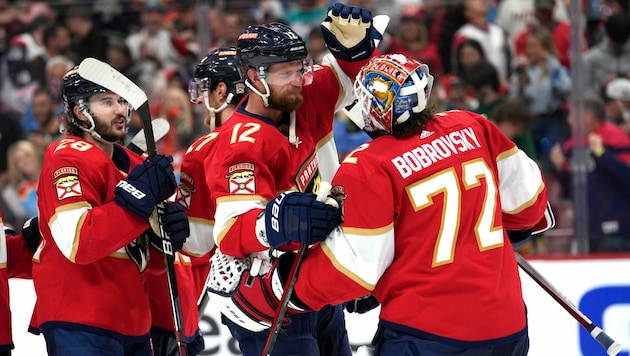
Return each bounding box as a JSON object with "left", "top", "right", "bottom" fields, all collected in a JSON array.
[
  {"left": 392, "top": 104, "right": 436, "bottom": 139},
  {"left": 62, "top": 113, "right": 85, "bottom": 137}
]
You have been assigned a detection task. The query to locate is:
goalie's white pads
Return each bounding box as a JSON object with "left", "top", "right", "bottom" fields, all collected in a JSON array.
[
  {"left": 206, "top": 249, "right": 251, "bottom": 296},
  {"left": 208, "top": 251, "right": 305, "bottom": 332}
]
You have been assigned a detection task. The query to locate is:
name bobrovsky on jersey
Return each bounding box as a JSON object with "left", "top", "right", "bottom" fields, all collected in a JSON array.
[{"left": 392, "top": 127, "right": 481, "bottom": 179}]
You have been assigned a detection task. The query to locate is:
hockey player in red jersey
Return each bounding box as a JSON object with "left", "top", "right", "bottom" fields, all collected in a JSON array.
[
  {"left": 238, "top": 54, "right": 555, "bottom": 355},
  {"left": 177, "top": 46, "right": 245, "bottom": 300},
  {"left": 146, "top": 47, "right": 247, "bottom": 356},
  {"left": 203, "top": 3, "right": 381, "bottom": 355},
  {"left": 1, "top": 215, "right": 39, "bottom": 356},
  {"left": 31, "top": 60, "right": 189, "bottom": 355}
]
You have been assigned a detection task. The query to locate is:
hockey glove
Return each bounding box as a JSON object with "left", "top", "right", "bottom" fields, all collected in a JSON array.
[
  {"left": 320, "top": 3, "right": 380, "bottom": 62},
  {"left": 21, "top": 216, "right": 41, "bottom": 253},
  {"left": 148, "top": 202, "right": 190, "bottom": 254},
  {"left": 114, "top": 154, "right": 177, "bottom": 221},
  {"left": 345, "top": 294, "right": 380, "bottom": 314},
  {"left": 264, "top": 191, "right": 341, "bottom": 248},
  {"left": 231, "top": 251, "right": 309, "bottom": 329}
]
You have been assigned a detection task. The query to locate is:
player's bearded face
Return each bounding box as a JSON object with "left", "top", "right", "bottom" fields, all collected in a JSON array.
[
  {"left": 265, "top": 61, "right": 304, "bottom": 112},
  {"left": 88, "top": 93, "right": 129, "bottom": 142},
  {"left": 93, "top": 113, "right": 128, "bottom": 142},
  {"left": 268, "top": 84, "right": 303, "bottom": 112}
]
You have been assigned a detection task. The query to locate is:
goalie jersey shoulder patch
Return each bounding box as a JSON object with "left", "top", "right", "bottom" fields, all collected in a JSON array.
[
  {"left": 225, "top": 163, "right": 256, "bottom": 194},
  {"left": 54, "top": 166, "right": 83, "bottom": 200}
]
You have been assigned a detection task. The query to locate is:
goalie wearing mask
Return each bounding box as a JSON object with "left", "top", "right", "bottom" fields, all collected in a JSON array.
[{"left": 242, "top": 54, "right": 555, "bottom": 355}]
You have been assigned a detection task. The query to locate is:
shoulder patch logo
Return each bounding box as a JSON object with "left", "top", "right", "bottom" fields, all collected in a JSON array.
[
  {"left": 176, "top": 183, "right": 194, "bottom": 210},
  {"left": 177, "top": 172, "right": 196, "bottom": 209},
  {"left": 54, "top": 166, "right": 78, "bottom": 179},
  {"left": 225, "top": 163, "right": 256, "bottom": 194},
  {"left": 55, "top": 173, "right": 82, "bottom": 200}
]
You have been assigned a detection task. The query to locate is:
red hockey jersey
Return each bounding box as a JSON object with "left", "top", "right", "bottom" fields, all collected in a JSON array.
[
  {"left": 206, "top": 57, "right": 368, "bottom": 258},
  {"left": 33, "top": 137, "right": 154, "bottom": 338},
  {"left": 177, "top": 131, "right": 220, "bottom": 295},
  {"left": 295, "top": 110, "right": 551, "bottom": 343},
  {"left": 1, "top": 215, "right": 35, "bottom": 351}
]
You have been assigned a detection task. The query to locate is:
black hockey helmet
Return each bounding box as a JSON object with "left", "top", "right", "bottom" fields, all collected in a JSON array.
[
  {"left": 62, "top": 66, "right": 109, "bottom": 118},
  {"left": 60, "top": 65, "right": 131, "bottom": 140},
  {"left": 189, "top": 46, "right": 246, "bottom": 104},
  {"left": 237, "top": 22, "right": 308, "bottom": 76}
]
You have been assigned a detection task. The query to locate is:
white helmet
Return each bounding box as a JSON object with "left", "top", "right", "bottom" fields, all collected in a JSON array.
[{"left": 353, "top": 54, "right": 433, "bottom": 133}]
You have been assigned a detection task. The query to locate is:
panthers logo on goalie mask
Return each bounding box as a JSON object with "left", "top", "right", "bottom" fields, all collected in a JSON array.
[{"left": 353, "top": 54, "right": 434, "bottom": 133}]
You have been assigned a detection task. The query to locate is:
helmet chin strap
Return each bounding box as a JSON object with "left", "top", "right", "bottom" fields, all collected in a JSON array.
[
  {"left": 77, "top": 101, "right": 121, "bottom": 144},
  {"left": 203, "top": 92, "right": 234, "bottom": 130},
  {"left": 288, "top": 111, "right": 300, "bottom": 147},
  {"left": 243, "top": 79, "right": 300, "bottom": 147},
  {"left": 245, "top": 79, "right": 271, "bottom": 107}
]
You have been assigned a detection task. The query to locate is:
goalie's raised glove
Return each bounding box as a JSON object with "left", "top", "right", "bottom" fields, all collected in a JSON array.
[
  {"left": 264, "top": 191, "right": 341, "bottom": 248},
  {"left": 345, "top": 294, "right": 380, "bottom": 314},
  {"left": 148, "top": 202, "right": 190, "bottom": 254},
  {"left": 320, "top": 3, "right": 381, "bottom": 62},
  {"left": 114, "top": 154, "right": 177, "bottom": 221}
]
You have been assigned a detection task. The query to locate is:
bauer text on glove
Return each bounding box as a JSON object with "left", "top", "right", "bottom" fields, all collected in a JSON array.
[
  {"left": 114, "top": 154, "right": 177, "bottom": 221},
  {"left": 262, "top": 191, "right": 342, "bottom": 248},
  {"left": 148, "top": 202, "right": 190, "bottom": 254}
]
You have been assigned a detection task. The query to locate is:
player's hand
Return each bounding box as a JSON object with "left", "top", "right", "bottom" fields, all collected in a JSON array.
[
  {"left": 114, "top": 154, "right": 177, "bottom": 221},
  {"left": 345, "top": 294, "right": 379, "bottom": 314},
  {"left": 148, "top": 202, "right": 190, "bottom": 254},
  {"left": 320, "top": 3, "right": 380, "bottom": 62},
  {"left": 264, "top": 191, "right": 341, "bottom": 248}
]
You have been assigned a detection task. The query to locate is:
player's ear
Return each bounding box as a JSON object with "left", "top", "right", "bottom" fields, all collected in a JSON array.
[
  {"left": 246, "top": 67, "right": 260, "bottom": 83},
  {"left": 73, "top": 104, "right": 89, "bottom": 123},
  {"left": 216, "top": 82, "right": 228, "bottom": 100}
]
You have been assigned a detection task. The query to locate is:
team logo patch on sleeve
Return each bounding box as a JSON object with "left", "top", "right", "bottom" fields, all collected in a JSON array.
[
  {"left": 54, "top": 167, "right": 82, "bottom": 200},
  {"left": 176, "top": 184, "right": 194, "bottom": 210},
  {"left": 176, "top": 172, "right": 196, "bottom": 209},
  {"left": 225, "top": 163, "right": 256, "bottom": 194}
]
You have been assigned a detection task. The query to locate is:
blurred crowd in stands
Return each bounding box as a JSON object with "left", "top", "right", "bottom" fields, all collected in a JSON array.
[{"left": 1, "top": 0, "right": 629, "bottom": 254}]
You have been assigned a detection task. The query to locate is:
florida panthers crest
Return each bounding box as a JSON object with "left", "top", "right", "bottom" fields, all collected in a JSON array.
[{"left": 225, "top": 163, "right": 256, "bottom": 194}]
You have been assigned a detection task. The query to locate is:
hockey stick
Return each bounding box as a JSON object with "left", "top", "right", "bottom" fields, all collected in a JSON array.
[
  {"left": 262, "top": 182, "right": 334, "bottom": 356},
  {"left": 516, "top": 253, "right": 622, "bottom": 356},
  {"left": 78, "top": 58, "right": 188, "bottom": 356},
  {"left": 127, "top": 117, "right": 170, "bottom": 155}
]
